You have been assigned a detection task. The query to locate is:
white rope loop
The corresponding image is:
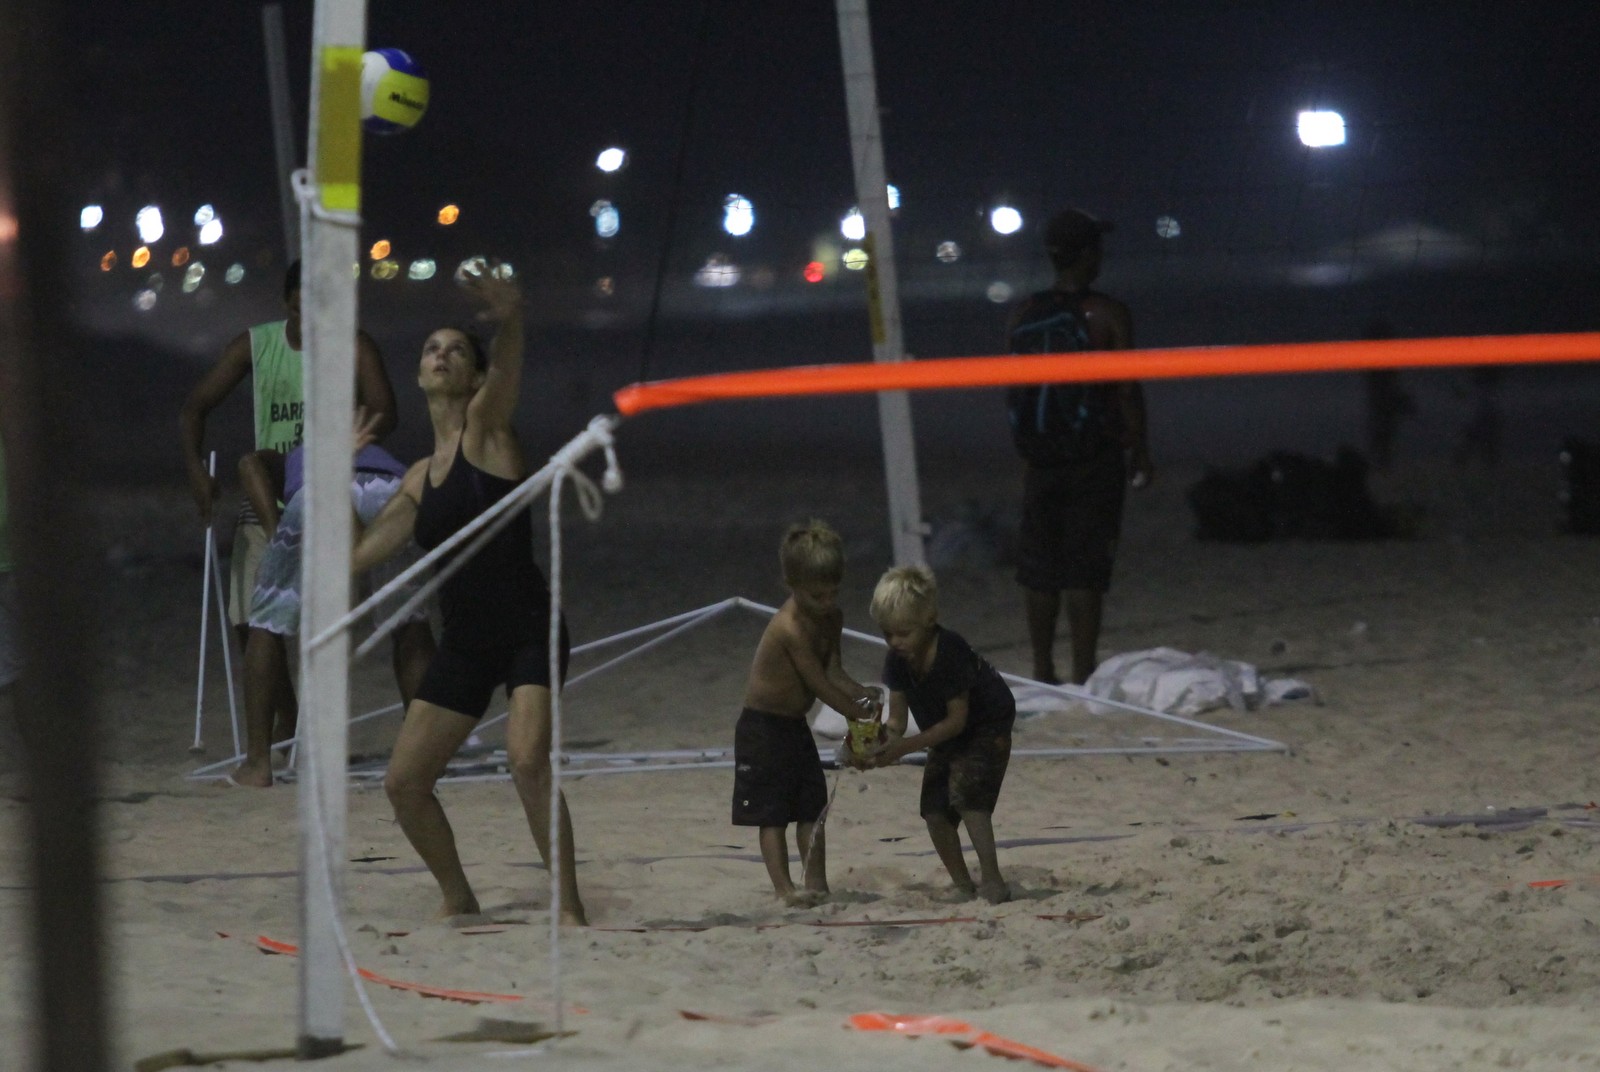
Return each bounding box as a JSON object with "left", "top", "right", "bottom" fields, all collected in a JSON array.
[{"left": 290, "top": 167, "right": 362, "bottom": 227}]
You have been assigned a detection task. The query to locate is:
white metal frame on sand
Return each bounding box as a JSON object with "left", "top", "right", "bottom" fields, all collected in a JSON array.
[{"left": 188, "top": 593, "right": 1288, "bottom": 786}]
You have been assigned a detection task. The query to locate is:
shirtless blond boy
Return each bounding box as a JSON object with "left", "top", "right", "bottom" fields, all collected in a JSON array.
[{"left": 733, "top": 520, "right": 880, "bottom": 906}]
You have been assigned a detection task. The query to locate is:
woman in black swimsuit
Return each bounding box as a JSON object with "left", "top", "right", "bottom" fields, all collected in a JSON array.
[{"left": 354, "top": 262, "right": 585, "bottom": 925}]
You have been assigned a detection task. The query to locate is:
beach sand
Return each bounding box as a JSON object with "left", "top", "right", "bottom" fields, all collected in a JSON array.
[{"left": 3, "top": 454, "right": 1600, "bottom": 1070}]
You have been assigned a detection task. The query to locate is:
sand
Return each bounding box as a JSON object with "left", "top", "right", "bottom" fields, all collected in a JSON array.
[{"left": 3, "top": 455, "right": 1600, "bottom": 1071}]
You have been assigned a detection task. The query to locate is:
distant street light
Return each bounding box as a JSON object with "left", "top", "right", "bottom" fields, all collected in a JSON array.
[
  {"left": 989, "top": 205, "right": 1023, "bottom": 235},
  {"left": 1298, "top": 110, "right": 1346, "bottom": 147},
  {"left": 723, "top": 194, "right": 754, "bottom": 237},
  {"left": 841, "top": 209, "right": 865, "bottom": 242},
  {"left": 596, "top": 147, "right": 627, "bottom": 172}
]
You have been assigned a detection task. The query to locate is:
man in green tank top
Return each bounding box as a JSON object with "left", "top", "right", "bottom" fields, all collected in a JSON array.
[{"left": 179, "top": 261, "right": 399, "bottom": 750}]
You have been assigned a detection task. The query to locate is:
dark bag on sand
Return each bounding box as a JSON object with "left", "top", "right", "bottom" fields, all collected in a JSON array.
[
  {"left": 1189, "top": 448, "right": 1402, "bottom": 542},
  {"left": 1005, "top": 289, "right": 1121, "bottom": 466}
]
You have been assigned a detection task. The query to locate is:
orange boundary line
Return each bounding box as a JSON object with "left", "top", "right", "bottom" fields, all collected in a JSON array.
[
  {"left": 612, "top": 332, "right": 1600, "bottom": 417},
  {"left": 848, "top": 1012, "right": 1107, "bottom": 1071},
  {"left": 253, "top": 935, "right": 587, "bottom": 1011}
]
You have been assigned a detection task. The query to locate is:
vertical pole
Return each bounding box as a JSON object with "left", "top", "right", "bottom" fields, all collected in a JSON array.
[
  {"left": 0, "top": 1, "right": 110, "bottom": 1068},
  {"left": 835, "top": 0, "right": 926, "bottom": 567},
  {"left": 263, "top": 3, "right": 302, "bottom": 260},
  {"left": 298, "top": 0, "right": 364, "bottom": 1057}
]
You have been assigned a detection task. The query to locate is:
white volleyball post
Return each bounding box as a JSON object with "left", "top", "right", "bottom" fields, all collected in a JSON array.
[
  {"left": 296, "top": 0, "right": 364, "bottom": 1055},
  {"left": 835, "top": 0, "right": 926, "bottom": 567}
]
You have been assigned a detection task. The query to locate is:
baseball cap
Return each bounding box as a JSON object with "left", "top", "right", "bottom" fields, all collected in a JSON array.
[{"left": 1043, "top": 208, "right": 1113, "bottom": 257}]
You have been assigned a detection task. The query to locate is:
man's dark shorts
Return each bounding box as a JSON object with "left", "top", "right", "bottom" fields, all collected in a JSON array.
[
  {"left": 920, "top": 718, "right": 1013, "bottom": 825},
  {"left": 414, "top": 617, "right": 570, "bottom": 720},
  {"left": 732, "top": 708, "right": 827, "bottom": 827},
  {"left": 1015, "top": 449, "right": 1128, "bottom": 593}
]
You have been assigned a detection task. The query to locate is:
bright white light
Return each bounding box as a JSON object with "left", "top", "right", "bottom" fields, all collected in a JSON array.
[
  {"left": 596, "top": 147, "right": 627, "bottom": 172},
  {"left": 198, "top": 218, "right": 223, "bottom": 245},
  {"left": 133, "top": 288, "right": 158, "bottom": 311},
  {"left": 935, "top": 240, "right": 960, "bottom": 263},
  {"left": 989, "top": 206, "right": 1023, "bottom": 235},
  {"left": 1298, "top": 109, "right": 1346, "bottom": 148},
  {"left": 591, "top": 199, "right": 619, "bottom": 238},
  {"left": 723, "top": 194, "right": 754, "bottom": 237},
  {"left": 1155, "top": 215, "right": 1181, "bottom": 239},
  {"left": 886, "top": 184, "right": 900, "bottom": 210},
  {"left": 694, "top": 255, "right": 740, "bottom": 288},
  {"left": 840, "top": 209, "right": 865, "bottom": 242},
  {"left": 224, "top": 263, "right": 245, "bottom": 285},
  {"left": 80, "top": 205, "right": 103, "bottom": 231},
  {"left": 842, "top": 248, "right": 869, "bottom": 271},
  {"left": 182, "top": 263, "right": 205, "bottom": 293},
  {"left": 136, "top": 205, "right": 164, "bottom": 244},
  {"left": 193, "top": 204, "right": 216, "bottom": 226},
  {"left": 408, "top": 258, "right": 437, "bottom": 281}
]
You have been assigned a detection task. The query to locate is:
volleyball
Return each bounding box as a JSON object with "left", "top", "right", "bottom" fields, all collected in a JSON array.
[{"left": 360, "top": 48, "right": 429, "bottom": 134}]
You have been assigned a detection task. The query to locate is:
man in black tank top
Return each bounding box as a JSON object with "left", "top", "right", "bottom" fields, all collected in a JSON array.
[
  {"left": 353, "top": 261, "right": 585, "bottom": 926},
  {"left": 1010, "top": 209, "right": 1154, "bottom": 687}
]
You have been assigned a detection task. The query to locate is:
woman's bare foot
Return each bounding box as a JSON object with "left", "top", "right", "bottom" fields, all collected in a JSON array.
[
  {"left": 436, "top": 893, "right": 481, "bottom": 919},
  {"left": 977, "top": 878, "right": 1011, "bottom": 905},
  {"left": 229, "top": 759, "right": 274, "bottom": 788},
  {"left": 783, "top": 888, "right": 826, "bottom": 909}
]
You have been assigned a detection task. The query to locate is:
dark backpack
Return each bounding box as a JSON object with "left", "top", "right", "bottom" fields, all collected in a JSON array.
[{"left": 1005, "top": 289, "right": 1120, "bottom": 465}]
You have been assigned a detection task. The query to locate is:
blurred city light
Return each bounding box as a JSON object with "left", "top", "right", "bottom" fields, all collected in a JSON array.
[
  {"left": 723, "top": 194, "right": 754, "bottom": 237},
  {"left": 596, "top": 147, "right": 627, "bottom": 172},
  {"left": 182, "top": 263, "right": 205, "bottom": 292},
  {"left": 437, "top": 204, "right": 460, "bottom": 225},
  {"left": 198, "top": 219, "right": 223, "bottom": 245},
  {"left": 133, "top": 289, "right": 157, "bottom": 311},
  {"left": 193, "top": 204, "right": 216, "bottom": 226},
  {"left": 935, "top": 240, "right": 961, "bottom": 263},
  {"left": 224, "top": 263, "right": 245, "bottom": 284},
  {"left": 841, "top": 209, "right": 865, "bottom": 242},
  {"left": 99, "top": 251, "right": 117, "bottom": 271},
  {"left": 136, "top": 206, "right": 164, "bottom": 244},
  {"left": 171, "top": 247, "right": 190, "bottom": 267},
  {"left": 595, "top": 276, "right": 615, "bottom": 296},
  {"left": 131, "top": 246, "right": 151, "bottom": 269},
  {"left": 146, "top": 272, "right": 164, "bottom": 293},
  {"left": 371, "top": 259, "right": 400, "bottom": 280},
  {"left": 803, "top": 260, "right": 825, "bottom": 283},
  {"left": 989, "top": 206, "right": 1023, "bottom": 235},
  {"left": 407, "top": 258, "right": 437, "bottom": 281},
  {"left": 842, "top": 248, "right": 869, "bottom": 271},
  {"left": 886, "top": 184, "right": 900, "bottom": 210},
  {"left": 986, "top": 281, "right": 1014, "bottom": 303},
  {"left": 693, "top": 254, "right": 739, "bottom": 287},
  {"left": 1155, "top": 215, "right": 1181, "bottom": 238},
  {"left": 370, "top": 239, "right": 392, "bottom": 260},
  {"left": 591, "top": 199, "right": 619, "bottom": 238},
  {"left": 80, "top": 205, "right": 104, "bottom": 231},
  {"left": 1298, "top": 109, "right": 1346, "bottom": 147}
]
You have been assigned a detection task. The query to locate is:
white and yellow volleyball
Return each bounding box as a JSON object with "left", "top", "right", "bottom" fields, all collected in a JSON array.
[{"left": 360, "top": 48, "right": 429, "bottom": 135}]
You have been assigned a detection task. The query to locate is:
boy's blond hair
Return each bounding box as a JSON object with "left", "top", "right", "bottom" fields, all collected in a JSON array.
[
  {"left": 870, "top": 565, "right": 938, "bottom": 628},
  {"left": 780, "top": 519, "right": 844, "bottom": 586}
]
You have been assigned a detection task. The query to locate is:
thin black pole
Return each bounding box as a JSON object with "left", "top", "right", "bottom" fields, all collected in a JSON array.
[
  {"left": 0, "top": 2, "right": 110, "bottom": 1071},
  {"left": 638, "top": 0, "right": 714, "bottom": 383}
]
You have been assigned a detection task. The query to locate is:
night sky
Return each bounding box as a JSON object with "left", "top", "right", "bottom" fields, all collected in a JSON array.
[{"left": 51, "top": 1, "right": 1600, "bottom": 471}]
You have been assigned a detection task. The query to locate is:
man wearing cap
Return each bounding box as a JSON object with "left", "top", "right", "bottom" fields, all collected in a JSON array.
[{"left": 1007, "top": 208, "right": 1154, "bottom": 686}]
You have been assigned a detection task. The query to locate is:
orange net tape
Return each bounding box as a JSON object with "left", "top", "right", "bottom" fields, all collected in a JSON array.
[{"left": 613, "top": 332, "right": 1600, "bottom": 417}]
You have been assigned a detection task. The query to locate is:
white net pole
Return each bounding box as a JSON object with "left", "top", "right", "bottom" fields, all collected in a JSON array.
[
  {"left": 836, "top": 0, "right": 926, "bottom": 567},
  {"left": 296, "top": 0, "right": 364, "bottom": 1055}
]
